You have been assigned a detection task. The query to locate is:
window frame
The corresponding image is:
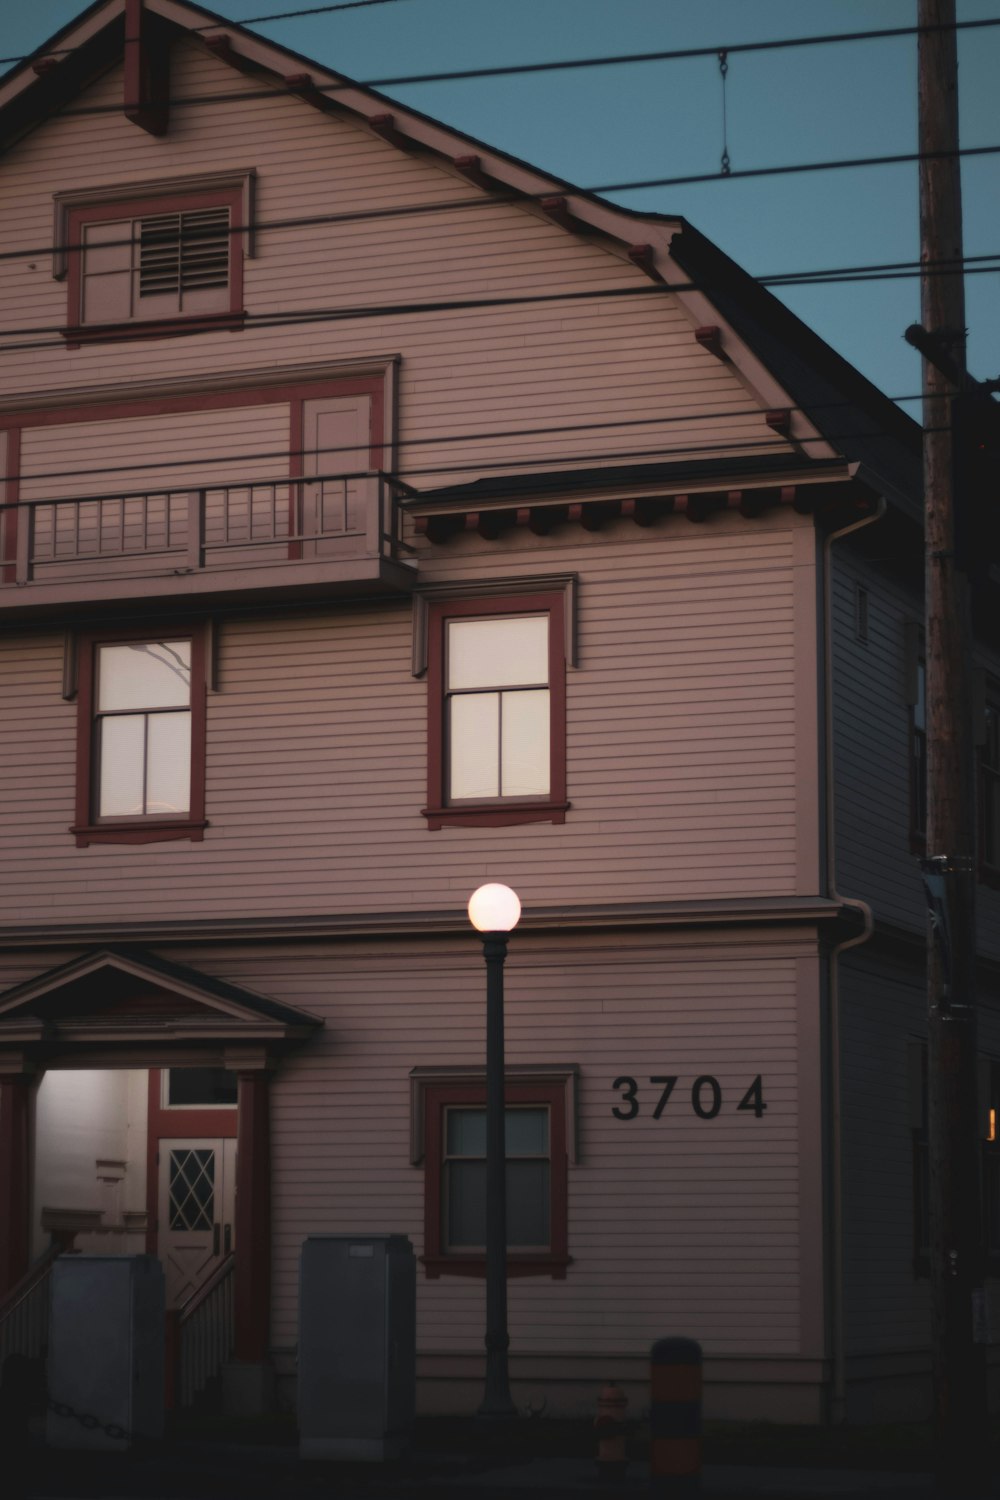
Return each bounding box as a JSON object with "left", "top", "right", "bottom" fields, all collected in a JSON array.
[
  {"left": 420, "top": 1079, "right": 570, "bottom": 1280},
  {"left": 62, "top": 185, "right": 246, "bottom": 345},
  {"left": 72, "top": 623, "right": 208, "bottom": 847},
  {"left": 424, "top": 591, "right": 568, "bottom": 829}
]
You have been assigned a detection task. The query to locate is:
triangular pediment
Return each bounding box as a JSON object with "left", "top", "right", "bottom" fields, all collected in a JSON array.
[
  {"left": 0, "top": 0, "right": 921, "bottom": 506},
  {"left": 0, "top": 946, "right": 320, "bottom": 1060}
]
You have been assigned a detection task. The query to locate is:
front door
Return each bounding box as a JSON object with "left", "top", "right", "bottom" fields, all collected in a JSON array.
[{"left": 158, "top": 1137, "right": 236, "bottom": 1308}]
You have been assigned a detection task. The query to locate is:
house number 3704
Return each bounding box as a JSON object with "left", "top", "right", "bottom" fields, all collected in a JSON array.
[{"left": 611, "top": 1074, "right": 766, "bottom": 1120}]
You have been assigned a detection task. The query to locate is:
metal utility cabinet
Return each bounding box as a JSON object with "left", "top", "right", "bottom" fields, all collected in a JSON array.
[
  {"left": 298, "top": 1234, "right": 416, "bottom": 1460},
  {"left": 46, "top": 1255, "right": 165, "bottom": 1450}
]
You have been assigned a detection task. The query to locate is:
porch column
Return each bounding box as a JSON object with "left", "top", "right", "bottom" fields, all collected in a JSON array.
[
  {"left": 234, "top": 1069, "right": 271, "bottom": 1364},
  {"left": 0, "top": 1073, "right": 33, "bottom": 1299}
]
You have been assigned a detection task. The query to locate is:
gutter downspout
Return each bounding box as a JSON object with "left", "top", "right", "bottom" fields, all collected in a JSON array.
[{"left": 821, "top": 496, "right": 886, "bottom": 1425}]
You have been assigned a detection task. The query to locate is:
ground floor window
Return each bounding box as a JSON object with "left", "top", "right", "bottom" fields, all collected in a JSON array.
[{"left": 419, "top": 1077, "right": 570, "bottom": 1279}]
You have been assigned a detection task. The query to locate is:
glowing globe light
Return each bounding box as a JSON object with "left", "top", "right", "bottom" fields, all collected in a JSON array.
[{"left": 467, "top": 883, "right": 521, "bottom": 933}]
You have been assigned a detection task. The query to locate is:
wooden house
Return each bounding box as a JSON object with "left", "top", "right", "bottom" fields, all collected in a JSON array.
[{"left": 1, "top": 0, "right": 998, "bottom": 1425}]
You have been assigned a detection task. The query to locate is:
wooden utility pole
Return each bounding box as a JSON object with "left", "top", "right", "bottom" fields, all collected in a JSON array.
[{"left": 916, "top": 1, "right": 987, "bottom": 1489}]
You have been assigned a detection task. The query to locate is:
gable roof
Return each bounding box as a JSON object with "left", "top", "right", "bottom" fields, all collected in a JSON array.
[
  {"left": 0, "top": 945, "right": 320, "bottom": 1067},
  {"left": 0, "top": 0, "right": 921, "bottom": 509}
]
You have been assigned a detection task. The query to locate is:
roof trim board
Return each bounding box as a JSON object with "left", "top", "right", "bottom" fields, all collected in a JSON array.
[{"left": 0, "top": 0, "right": 926, "bottom": 484}]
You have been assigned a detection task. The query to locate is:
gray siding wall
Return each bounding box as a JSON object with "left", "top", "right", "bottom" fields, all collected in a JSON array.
[
  {"left": 840, "top": 948, "right": 1000, "bottom": 1360},
  {"left": 830, "top": 542, "right": 1000, "bottom": 959}
]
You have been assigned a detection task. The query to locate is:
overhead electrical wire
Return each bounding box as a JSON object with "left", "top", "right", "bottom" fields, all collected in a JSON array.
[
  {"left": 0, "top": 253, "right": 998, "bottom": 358},
  {"left": 0, "top": 393, "right": 930, "bottom": 492},
  {"left": 2, "top": 11, "right": 998, "bottom": 76}
]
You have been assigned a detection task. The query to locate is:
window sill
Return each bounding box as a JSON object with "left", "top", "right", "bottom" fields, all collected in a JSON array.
[
  {"left": 71, "top": 820, "right": 208, "bottom": 848},
  {"left": 61, "top": 312, "right": 246, "bottom": 347},
  {"left": 423, "top": 802, "right": 569, "bottom": 830},
  {"left": 422, "top": 1254, "right": 571, "bottom": 1280}
]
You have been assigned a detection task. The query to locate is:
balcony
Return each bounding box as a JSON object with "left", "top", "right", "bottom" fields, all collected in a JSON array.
[{"left": 0, "top": 470, "right": 416, "bottom": 618}]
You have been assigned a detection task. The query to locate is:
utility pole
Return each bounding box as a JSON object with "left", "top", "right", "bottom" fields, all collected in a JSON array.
[{"left": 914, "top": 1, "right": 987, "bottom": 1490}]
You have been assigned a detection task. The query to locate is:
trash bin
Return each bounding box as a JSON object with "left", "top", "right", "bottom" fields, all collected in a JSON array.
[
  {"left": 47, "top": 1255, "right": 164, "bottom": 1450},
  {"left": 298, "top": 1234, "right": 415, "bottom": 1460}
]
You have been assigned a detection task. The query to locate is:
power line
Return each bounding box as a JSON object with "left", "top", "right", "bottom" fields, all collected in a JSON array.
[
  {"left": 243, "top": 0, "right": 410, "bottom": 21},
  {"left": 1, "top": 255, "right": 998, "bottom": 358},
  {"left": 5, "top": 143, "right": 1000, "bottom": 268},
  {"left": 1, "top": 393, "right": 929, "bottom": 492},
  {"left": 3, "top": 11, "right": 998, "bottom": 79}
]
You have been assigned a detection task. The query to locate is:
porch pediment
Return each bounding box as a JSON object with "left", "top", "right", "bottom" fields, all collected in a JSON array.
[{"left": 0, "top": 946, "right": 321, "bottom": 1070}]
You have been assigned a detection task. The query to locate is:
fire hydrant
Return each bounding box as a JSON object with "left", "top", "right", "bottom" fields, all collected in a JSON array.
[{"left": 594, "top": 1380, "right": 628, "bottom": 1480}]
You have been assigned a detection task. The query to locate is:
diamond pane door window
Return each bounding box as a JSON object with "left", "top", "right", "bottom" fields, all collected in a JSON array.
[
  {"left": 158, "top": 1138, "right": 236, "bottom": 1308},
  {"left": 446, "top": 615, "right": 550, "bottom": 801},
  {"left": 95, "top": 641, "right": 191, "bottom": 817},
  {"left": 169, "top": 1148, "right": 215, "bottom": 1232}
]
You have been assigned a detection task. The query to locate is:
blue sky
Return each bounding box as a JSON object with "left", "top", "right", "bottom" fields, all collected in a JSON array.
[{"left": 5, "top": 0, "right": 999, "bottom": 417}]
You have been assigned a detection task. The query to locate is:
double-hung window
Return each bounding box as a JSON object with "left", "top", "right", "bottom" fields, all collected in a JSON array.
[
  {"left": 424, "top": 592, "right": 568, "bottom": 828},
  {"left": 73, "top": 626, "right": 207, "bottom": 846}
]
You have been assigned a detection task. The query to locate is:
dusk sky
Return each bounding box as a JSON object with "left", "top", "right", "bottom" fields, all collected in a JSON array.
[{"left": 4, "top": 0, "right": 998, "bottom": 419}]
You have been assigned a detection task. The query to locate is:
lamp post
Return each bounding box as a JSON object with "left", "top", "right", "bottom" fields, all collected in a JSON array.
[{"left": 468, "top": 882, "right": 521, "bottom": 1420}]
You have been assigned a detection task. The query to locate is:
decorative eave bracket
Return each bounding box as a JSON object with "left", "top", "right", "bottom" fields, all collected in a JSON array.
[{"left": 123, "top": 0, "right": 169, "bottom": 136}]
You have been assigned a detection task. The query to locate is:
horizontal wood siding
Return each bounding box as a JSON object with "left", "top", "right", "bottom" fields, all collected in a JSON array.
[
  {"left": 839, "top": 950, "right": 929, "bottom": 1356},
  {"left": 831, "top": 546, "right": 1000, "bottom": 958},
  {"left": 0, "top": 511, "right": 810, "bottom": 925},
  {"left": 0, "top": 40, "right": 789, "bottom": 488},
  {"left": 840, "top": 949, "right": 1000, "bottom": 1357},
  {"left": 41, "top": 929, "right": 810, "bottom": 1362},
  {"left": 18, "top": 407, "right": 290, "bottom": 500}
]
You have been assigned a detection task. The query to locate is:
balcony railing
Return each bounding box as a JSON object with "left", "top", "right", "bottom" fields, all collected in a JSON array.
[{"left": 0, "top": 470, "right": 409, "bottom": 596}]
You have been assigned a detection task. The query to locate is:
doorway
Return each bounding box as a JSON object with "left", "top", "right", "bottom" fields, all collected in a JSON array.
[{"left": 157, "top": 1137, "right": 236, "bottom": 1308}]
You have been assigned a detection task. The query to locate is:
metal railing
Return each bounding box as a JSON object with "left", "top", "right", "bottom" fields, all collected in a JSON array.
[
  {"left": 0, "top": 470, "right": 407, "bottom": 585},
  {"left": 177, "top": 1252, "right": 235, "bottom": 1408},
  {"left": 0, "top": 1242, "right": 62, "bottom": 1370}
]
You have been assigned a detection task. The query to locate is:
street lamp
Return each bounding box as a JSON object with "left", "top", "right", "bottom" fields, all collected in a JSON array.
[{"left": 468, "top": 882, "right": 521, "bottom": 1420}]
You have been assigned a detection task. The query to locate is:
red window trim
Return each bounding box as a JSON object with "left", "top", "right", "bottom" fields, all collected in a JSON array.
[
  {"left": 421, "top": 1079, "right": 570, "bottom": 1280},
  {"left": 63, "top": 186, "right": 246, "bottom": 346},
  {"left": 72, "top": 622, "right": 208, "bottom": 848},
  {"left": 423, "top": 591, "right": 568, "bottom": 830}
]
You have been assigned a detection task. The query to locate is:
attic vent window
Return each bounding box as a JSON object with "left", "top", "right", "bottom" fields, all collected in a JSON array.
[
  {"left": 60, "top": 181, "right": 248, "bottom": 343},
  {"left": 139, "top": 208, "right": 231, "bottom": 298}
]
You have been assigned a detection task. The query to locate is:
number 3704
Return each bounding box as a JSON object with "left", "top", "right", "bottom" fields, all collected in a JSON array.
[{"left": 611, "top": 1074, "right": 766, "bottom": 1121}]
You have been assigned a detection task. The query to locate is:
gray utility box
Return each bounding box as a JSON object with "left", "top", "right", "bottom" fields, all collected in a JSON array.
[
  {"left": 47, "top": 1255, "right": 164, "bottom": 1450},
  {"left": 298, "top": 1234, "right": 416, "bottom": 1461}
]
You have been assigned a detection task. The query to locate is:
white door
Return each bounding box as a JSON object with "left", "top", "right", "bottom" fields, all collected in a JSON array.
[
  {"left": 158, "top": 1137, "right": 236, "bottom": 1309},
  {"left": 301, "top": 395, "right": 374, "bottom": 557}
]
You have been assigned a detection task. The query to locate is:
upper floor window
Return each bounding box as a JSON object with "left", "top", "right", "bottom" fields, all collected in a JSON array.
[
  {"left": 58, "top": 178, "right": 250, "bottom": 344},
  {"left": 73, "top": 625, "right": 207, "bottom": 846},
  {"left": 423, "top": 592, "right": 568, "bottom": 829}
]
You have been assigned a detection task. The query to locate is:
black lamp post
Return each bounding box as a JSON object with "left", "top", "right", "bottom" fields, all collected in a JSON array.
[{"left": 468, "top": 881, "right": 521, "bottom": 1420}]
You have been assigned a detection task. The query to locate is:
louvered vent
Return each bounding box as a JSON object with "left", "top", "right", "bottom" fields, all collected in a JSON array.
[{"left": 138, "top": 208, "right": 230, "bottom": 297}]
